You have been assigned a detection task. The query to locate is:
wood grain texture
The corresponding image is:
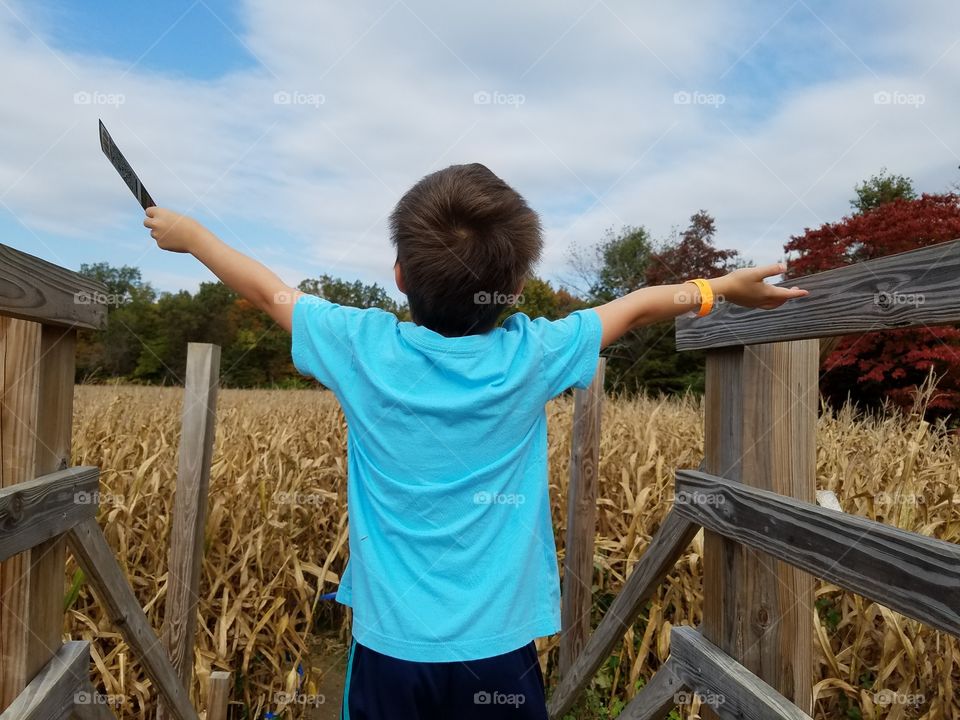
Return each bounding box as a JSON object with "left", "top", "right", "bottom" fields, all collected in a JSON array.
[
  {"left": 0, "top": 641, "right": 90, "bottom": 720},
  {"left": 676, "top": 238, "right": 960, "bottom": 350},
  {"left": 66, "top": 518, "right": 199, "bottom": 720},
  {"left": 548, "top": 509, "right": 701, "bottom": 719},
  {"left": 675, "top": 470, "right": 960, "bottom": 637},
  {"left": 159, "top": 344, "right": 220, "bottom": 719},
  {"left": 700, "top": 342, "right": 817, "bottom": 719},
  {"left": 0, "top": 317, "right": 42, "bottom": 709},
  {"left": 0, "top": 245, "right": 106, "bottom": 330},
  {"left": 27, "top": 326, "right": 76, "bottom": 681},
  {"left": 204, "top": 671, "right": 231, "bottom": 720},
  {"left": 615, "top": 657, "right": 684, "bottom": 720},
  {"left": 0, "top": 466, "right": 98, "bottom": 562},
  {"left": 560, "top": 357, "right": 605, "bottom": 678},
  {"left": 670, "top": 627, "right": 813, "bottom": 720}
]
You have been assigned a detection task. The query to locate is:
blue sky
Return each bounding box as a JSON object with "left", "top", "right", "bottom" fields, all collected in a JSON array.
[{"left": 2, "top": 0, "right": 958, "bottom": 298}]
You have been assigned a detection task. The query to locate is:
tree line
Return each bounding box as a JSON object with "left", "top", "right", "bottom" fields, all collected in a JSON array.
[{"left": 76, "top": 170, "right": 960, "bottom": 419}]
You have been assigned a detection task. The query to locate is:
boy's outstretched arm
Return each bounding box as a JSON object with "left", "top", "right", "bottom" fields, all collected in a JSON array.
[
  {"left": 593, "top": 263, "right": 808, "bottom": 349},
  {"left": 144, "top": 208, "right": 302, "bottom": 332}
]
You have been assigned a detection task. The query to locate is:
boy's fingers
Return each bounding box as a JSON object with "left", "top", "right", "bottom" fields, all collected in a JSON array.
[
  {"left": 750, "top": 262, "right": 787, "bottom": 280},
  {"left": 771, "top": 286, "right": 808, "bottom": 298}
]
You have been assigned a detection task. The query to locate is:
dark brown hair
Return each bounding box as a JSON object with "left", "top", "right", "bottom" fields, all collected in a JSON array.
[{"left": 390, "top": 163, "right": 542, "bottom": 336}]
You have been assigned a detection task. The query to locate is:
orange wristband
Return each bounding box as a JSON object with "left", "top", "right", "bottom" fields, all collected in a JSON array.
[{"left": 687, "top": 278, "right": 713, "bottom": 317}]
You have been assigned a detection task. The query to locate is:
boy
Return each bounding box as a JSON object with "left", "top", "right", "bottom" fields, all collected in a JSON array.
[{"left": 144, "top": 163, "right": 806, "bottom": 719}]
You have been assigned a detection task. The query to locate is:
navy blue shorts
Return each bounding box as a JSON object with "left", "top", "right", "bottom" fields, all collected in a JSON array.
[{"left": 341, "top": 639, "right": 548, "bottom": 719}]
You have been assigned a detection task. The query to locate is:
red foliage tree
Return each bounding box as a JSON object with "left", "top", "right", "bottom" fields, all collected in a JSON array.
[
  {"left": 644, "top": 210, "right": 741, "bottom": 285},
  {"left": 784, "top": 193, "right": 960, "bottom": 415}
]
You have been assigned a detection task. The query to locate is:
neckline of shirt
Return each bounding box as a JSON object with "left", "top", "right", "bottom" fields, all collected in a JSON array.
[{"left": 397, "top": 321, "right": 497, "bottom": 354}]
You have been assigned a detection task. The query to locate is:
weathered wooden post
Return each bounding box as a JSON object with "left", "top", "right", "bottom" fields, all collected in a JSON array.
[
  {"left": 205, "top": 670, "right": 231, "bottom": 720},
  {"left": 0, "top": 248, "right": 106, "bottom": 710},
  {"left": 560, "top": 358, "right": 606, "bottom": 678},
  {"left": 700, "top": 341, "right": 817, "bottom": 718},
  {"left": 160, "top": 343, "right": 221, "bottom": 719}
]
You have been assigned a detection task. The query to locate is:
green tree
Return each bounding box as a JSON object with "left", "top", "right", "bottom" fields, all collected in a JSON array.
[
  {"left": 298, "top": 275, "right": 404, "bottom": 315},
  {"left": 572, "top": 215, "right": 742, "bottom": 395},
  {"left": 851, "top": 169, "right": 916, "bottom": 214}
]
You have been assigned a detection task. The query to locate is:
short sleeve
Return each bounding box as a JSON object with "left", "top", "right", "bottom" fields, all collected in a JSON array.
[
  {"left": 531, "top": 308, "right": 603, "bottom": 399},
  {"left": 290, "top": 294, "right": 364, "bottom": 392}
]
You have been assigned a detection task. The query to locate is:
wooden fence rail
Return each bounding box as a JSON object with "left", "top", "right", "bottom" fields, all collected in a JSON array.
[
  {"left": 674, "top": 470, "right": 960, "bottom": 637},
  {"left": 676, "top": 238, "right": 960, "bottom": 350}
]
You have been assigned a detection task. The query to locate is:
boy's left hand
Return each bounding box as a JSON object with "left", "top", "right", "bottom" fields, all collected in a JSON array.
[
  {"left": 715, "top": 263, "right": 809, "bottom": 310},
  {"left": 143, "top": 207, "right": 205, "bottom": 253}
]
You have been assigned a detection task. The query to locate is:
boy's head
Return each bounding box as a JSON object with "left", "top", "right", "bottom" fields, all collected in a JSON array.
[{"left": 390, "top": 163, "right": 542, "bottom": 337}]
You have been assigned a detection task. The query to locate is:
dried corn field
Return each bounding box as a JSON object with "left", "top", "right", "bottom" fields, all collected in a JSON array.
[{"left": 67, "top": 385, "right": 960, "bottom": 719}]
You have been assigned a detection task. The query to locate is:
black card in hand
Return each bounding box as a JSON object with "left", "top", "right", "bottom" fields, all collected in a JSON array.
[{"left": 99, "top": 120, "right": 156, "bottom": 210}]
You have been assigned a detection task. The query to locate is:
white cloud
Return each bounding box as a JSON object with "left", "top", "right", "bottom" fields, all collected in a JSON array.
[{"left": 1, "top": 0, "right": 959, "bottom": 297}]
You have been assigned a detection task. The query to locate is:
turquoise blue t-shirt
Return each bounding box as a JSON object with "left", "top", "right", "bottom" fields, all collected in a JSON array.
[{"left": 291, "top": 294, "right": 603, "bottom": 662}]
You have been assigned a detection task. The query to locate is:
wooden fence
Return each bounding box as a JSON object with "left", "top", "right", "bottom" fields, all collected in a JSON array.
[
  {"left": 0, "top": 244, "right": 229, "bottom": 719},
  {"left": 552, "top": 240, "right": 960, "bottom": 719}
]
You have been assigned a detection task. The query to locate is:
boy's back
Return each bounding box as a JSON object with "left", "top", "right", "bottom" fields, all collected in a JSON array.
[
  {"left": 144, "top": 159, "right": 804, "bottom": 717},
  {"left": 292, "top": 296, "right": 602, "bottom": 661}
]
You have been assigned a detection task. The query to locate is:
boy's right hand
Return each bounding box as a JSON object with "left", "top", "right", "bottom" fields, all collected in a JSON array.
[
  {"left": 713, "top": 263, "right": 808, "bottom": 310},
  {"left": 144, "top": 207, "right": 208, "bottom": 254}
]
